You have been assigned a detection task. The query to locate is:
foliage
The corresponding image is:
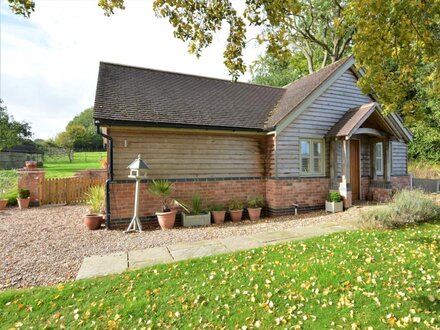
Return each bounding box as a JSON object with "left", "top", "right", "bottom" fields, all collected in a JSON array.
[
  {"left": 0, "top": 171, "right": 17, "bottom": 202},
  {"left": 327, "top": 191, "right": 342, "bottom": 203},
  {"left": 189, "top": 194, "right": 205, "bottom": 215},
  {"left": 148, "top": 180, "right": 188, "bottom": 212},
  {"left": 247, "top": 195, "right": 264, "bottom": 208},
  {"left": 1, "top": 222, "right": 439, "bottom": 328},
  {"left": 17, "top": 189, "right": 30, "bottom": 199},
  {"left": 85, "top": 185, "right": 105, "bottom": 214},
  {"left": 362, "top": 190, "right": 440, "bottom": 229},
  {"left": 209, "top": 204, "right": 225, "bottom": 212},
  {"left": 43, "top": 151, "right": 106, "bottom": 178},
  {"left": 67, "top": 108, "right": 104, "bottom": 151},
  {"left": 55, "top": 124, "right": 87, "bottom": 163},
  {"left": 351, "top": 0, "right": 440, "bottom": 116},
  {"left": 0, "top": 99, "right": 32, "bottom": 151},
  {"left": 229, "top": 199, "right": 243, "bottom": 211},
  {"left": 408, "top": 161, "right": 440, "bottom": 179}
]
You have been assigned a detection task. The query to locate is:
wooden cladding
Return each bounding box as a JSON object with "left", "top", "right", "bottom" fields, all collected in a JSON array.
[{"left": 110, "top": 128, "right": 267, "bottom": 180}]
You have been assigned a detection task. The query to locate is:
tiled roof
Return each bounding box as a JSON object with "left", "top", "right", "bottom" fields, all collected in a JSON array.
[
  {"left": 94, "top": 57, "right": 353, "bottom": 131},
  {"left": 326, "top": 102, "right": 377, "bottom": 137}
]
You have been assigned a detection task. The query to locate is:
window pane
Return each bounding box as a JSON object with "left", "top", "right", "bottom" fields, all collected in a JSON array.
[
  {"left": 301, "top": 157, "right": 310, "bottom": 173},
  {"left": 313, "top": 142, "right": 321, "bottom": 156},
  {"left": 376, "top": 143, "right": 382, "bottom": 156},
  {"left": 301, "top": 141, "right": 310, "bottom": 156},
  {"left": 313, "top": 157, "right": 321, "bottom": 173},
  {"left": 376, "top": 158, "right": 382, "bottom": 172}
]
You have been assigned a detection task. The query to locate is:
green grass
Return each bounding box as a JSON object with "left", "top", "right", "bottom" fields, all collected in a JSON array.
[
  {"left": 0, "top": 170, "right": 18, "bottom": 205},
  {"left": 1, "top": 223, "right": 439, "bottom": 329},
  {"left": 43, "top": 151, "right": 106, "bottom": 178}
]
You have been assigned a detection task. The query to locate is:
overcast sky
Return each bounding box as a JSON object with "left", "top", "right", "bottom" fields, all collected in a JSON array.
[{"left": 0, "top": 0, "right": 263, "bottom": 139}]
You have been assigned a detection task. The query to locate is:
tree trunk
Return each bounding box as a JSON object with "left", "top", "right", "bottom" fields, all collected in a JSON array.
[{"left": 68, "top": 148, "right": 74, "bottom": 163}]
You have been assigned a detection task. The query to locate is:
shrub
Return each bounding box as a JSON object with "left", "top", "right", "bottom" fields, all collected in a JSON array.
[
  {"left": 210, "top": 204, "right": 225, "bottom": 212},
  {"left": 85, "top": 185, "right": 105, "bottom": 214},
  {"left": 362, "top": 189, "right": 440, "bottom": 229},
  {"left": 247, "top": 195, "right": 264, "bottom": 208},
  {"left": 327, "top": 191, "right": 342, "bottom": 202},
  {"left": 229, "top": 199, "right": 243, "bottom": 211},
  {"left": 17, "top": 189, "right": 30, "bottom": 199},
  {"left": 190, "top": 194, "right": 205, "bottom": 214}
]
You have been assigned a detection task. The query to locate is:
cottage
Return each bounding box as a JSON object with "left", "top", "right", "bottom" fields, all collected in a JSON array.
[{"left": 93, "top": 56, "right": 412, "bottom": 228}]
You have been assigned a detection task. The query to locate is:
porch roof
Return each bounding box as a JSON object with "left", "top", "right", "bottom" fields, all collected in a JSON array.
[{"left": 326, "top": 102, "right": 403, "bottom": 140}]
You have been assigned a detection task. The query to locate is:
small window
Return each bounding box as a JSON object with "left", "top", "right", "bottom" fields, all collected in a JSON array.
[
  {"left": 375, "top": 143, "right": 383, "bottom": 175},
  {"left": 300, "top": 139, "right": 325, "bottom": 176}
]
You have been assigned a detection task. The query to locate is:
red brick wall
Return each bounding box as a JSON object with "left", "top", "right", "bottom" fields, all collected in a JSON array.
[
  {"left": 391, "top": 175, "right": 410, "bottom": 190},
  {"left": 361, "top": 177, "right": 369, "bottom": 200},
  {"left": 16, "top": 168, "right": 45, "bottom": 205}
]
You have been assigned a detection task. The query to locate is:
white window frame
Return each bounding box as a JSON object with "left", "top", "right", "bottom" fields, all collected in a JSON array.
[
  {"left": 375, "top": 142, "right": 383, "bottom": 175},
  {"left": 300, "top": 138, "right": 325, "bottom": 176}
]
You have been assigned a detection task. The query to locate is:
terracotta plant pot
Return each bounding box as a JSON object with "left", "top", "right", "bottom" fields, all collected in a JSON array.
[
  {"left": 84, "top": 214, "right": 103, "bottom": 230},
  {"left": 247, "top": 207, "right": 262, "bottom": 221},
  {"left": 101, "top": 214, "right": 106, "bottom": 224},
  {"left": 156, "top": 211, "right": 176, "bottom": 230},
  {"left": 0, "top": 199, "right": 7, "bottom": 210},
  {"left": 230, "top": 209, "right": 243, "bottom": 222},
  {"left": 17, "top": 197, "right": 30, "bottom": 209},
  {"left": 211, "top": 210, "right": 226, "bottom": 224},
  {"left": 25, "top": 161, "right": 37, "bottom": 169}
]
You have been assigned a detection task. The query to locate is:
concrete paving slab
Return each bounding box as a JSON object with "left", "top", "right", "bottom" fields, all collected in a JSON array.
[
  {"left": 129, "top": 247, "right": 173, "bottom": 269},
  {"left": 76, "top": 252, "right": 127, "bottom": 279},
  {"left": 170, "top": 242, "right": 229, "bottom": 261},
  {"left": 250, "top": 230, "right": 300, "bottom": 243},
  {"left": 168, "top": 239, "right": 220, "bottom": 252},
  {"left": 220, "top": 236, "right": 263, "bottom": 251}
]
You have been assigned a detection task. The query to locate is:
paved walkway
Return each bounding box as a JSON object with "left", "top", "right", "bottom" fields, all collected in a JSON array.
[{"left": 76, "top": 217, "right": 360, "bottom": 280}]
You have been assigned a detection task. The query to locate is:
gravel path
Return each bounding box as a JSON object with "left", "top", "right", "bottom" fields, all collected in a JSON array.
[{"left": 0, "top": 204, "right": 367, "bottom": 290}]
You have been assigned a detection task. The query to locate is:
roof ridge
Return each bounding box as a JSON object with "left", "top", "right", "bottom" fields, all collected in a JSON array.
[{"left": 99, "top": 61, "right": 286, "bottom": 90}]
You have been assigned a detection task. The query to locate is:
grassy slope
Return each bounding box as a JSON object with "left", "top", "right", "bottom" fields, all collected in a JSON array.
[
  {"left": 43, "top": 151, "right": 106, "bottom": 178},
  {"left": 1, "top": 223, "right": 439, "bottom": 329}
]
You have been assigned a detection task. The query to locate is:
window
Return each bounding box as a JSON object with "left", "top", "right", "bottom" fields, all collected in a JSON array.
[
  {"left": 375, "top": 142, "right": 383, "bottom": 175},
  {"left": 300, "top": 139, "right": 324, "bottom": 175}
]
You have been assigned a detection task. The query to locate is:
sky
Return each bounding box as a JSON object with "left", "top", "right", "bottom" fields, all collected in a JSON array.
[{"left": 0, "top": 0, "right": 263, "bottom": 139}]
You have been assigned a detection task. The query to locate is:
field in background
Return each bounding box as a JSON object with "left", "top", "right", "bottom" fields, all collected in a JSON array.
[
  {"left": 43, "top": 151, "right": 106, "bottom": 178},
  {"left": 408, "top": 160, "right": 440, "bottom": 179}
]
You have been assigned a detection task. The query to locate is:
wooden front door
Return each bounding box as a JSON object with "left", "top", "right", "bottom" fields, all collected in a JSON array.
[{"left": 350, "top": 140, "right": 360, "bottom": 201}]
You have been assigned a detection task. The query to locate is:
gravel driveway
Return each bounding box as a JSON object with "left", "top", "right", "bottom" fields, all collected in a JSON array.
[{"left": 0, "top": 205, "right": 365, "bottom": 290}]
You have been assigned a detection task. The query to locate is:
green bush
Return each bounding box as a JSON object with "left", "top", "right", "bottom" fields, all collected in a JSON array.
[
  {"left": 327, "top": 191, "right": 342, "bottom": 202},
  {"left": 17, "top": 189, "right": 30, "bottom": 199},
  {"left": 247, "top": 195, "right": 264, "bottom": 208},
  {"left": 229, "top": 199, "right": 243, "bottom": 211},
  {"left": 190, "top": 194, "right": 205, "bottom": 214},
  {"left": 362, "top": 189, "right": 440, "bottom": 228},
  {"left": 209, "top": 204, "right": 225, "bottom": 212}
]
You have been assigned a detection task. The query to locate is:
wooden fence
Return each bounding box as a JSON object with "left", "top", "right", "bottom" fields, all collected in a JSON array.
[{"left": 40, "top": 177, "right": 106, "bottom": 205}]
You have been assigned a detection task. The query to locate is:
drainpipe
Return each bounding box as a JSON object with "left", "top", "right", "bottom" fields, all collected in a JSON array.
[{"left": 96, "top": 120, "right": 113, "bottom": 229}]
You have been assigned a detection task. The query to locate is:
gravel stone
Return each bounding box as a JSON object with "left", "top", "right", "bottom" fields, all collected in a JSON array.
[{"left": 0, "top": 204, "right": 367, "bottom": 290}]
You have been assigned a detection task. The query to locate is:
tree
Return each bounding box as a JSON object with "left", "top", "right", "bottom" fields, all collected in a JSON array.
[
  {"left": 0, "top": 99, "right": 32, "bottom": 150},
  {"left": 67, "top": 108, "right": 103, "bottom": 150},
  {"left": 55, "top": 124, "right": 86, "bottom": 163}
]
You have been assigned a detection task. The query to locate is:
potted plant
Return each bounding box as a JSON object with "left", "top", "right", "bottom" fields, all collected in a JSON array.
[
  {"left": 0, "top": 190, "right": 7, "bottom": 210},
  {"left": 229, "top": 199, "right": 244, "bottom": 222},
  {"left": 210, "top": 204, "right": 226, "bottom": 224},
  {"left": 0, "top": 177, "right": 14, "bottom": 210},
  {"left": 149, "top": 179, "right": 187, "bottom": 230},
  {"left": 84, "top": 185, "right": 105, "bottom": 230},
  {"left": 247, "top": 195, "right": 264, "bottom": 220},
  {"left": 25, "top": 160, "right": 37, "bottom": 169},
  {"left": 325, "top": 191, "right": 343, "bottom": 213},
  {"left": 17, "top": 189, "right": 31, "bottom": 209},
  {"left": 182, "top": 194, "right": 211, "bottom": 227}
]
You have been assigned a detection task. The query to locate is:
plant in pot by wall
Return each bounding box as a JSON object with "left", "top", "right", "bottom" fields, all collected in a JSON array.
[
  {"left": 229, "top": 199, "right": 244, "bottom": 222},
  {"left": 325, "top": 191, "right": 343, "bottom": 213},
  {"left": 149, "top": 179, "right": 187, "bottom": 230},
  {"left": 210, "top": 204, "right": 226, "bottom": 225},
  {"left": 25, "top": 160, "right": 37, "bottom": 169},
  {"left": 84, "top": 185, "right": 105, "bottom": 230},
  {"left": 17, "top": 189, "right": 31, "bottom": 209},
  {"left": 247, "top": 195, "right": 265, "bottom": 220},
  {"left": 0, "top": 176, "right": 15, "bottom": 210},
  {"left": 182, "top": 194, "right": 211, "bottom": 227}
]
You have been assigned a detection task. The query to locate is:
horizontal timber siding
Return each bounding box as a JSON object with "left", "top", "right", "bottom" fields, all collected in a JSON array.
[
  {"left": 276, "top": 70, "right": 374, "bottom": 177},
  {"left": 110, "top": 128, "right": 266, "bottom": 180},
  {"left": 391, "top": 141, "right": 407, "bottom": 175}
]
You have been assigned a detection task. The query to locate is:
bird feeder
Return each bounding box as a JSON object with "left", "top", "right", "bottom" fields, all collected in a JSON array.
[{"left": 125, "top": 154, "right": 150, "bottom": 233}]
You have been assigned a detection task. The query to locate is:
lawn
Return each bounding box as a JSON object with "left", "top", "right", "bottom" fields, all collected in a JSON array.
[
  {"left": 1, "top": 222, "right": 439, "bottom": 329},
  {"left": 43, "top": 151, "right": 106, "bottom": 178}
]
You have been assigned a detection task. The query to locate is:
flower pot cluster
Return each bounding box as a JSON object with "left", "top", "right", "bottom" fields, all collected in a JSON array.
[{"left": 149, "top": 179, "right": 266, "bottom": 230}]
